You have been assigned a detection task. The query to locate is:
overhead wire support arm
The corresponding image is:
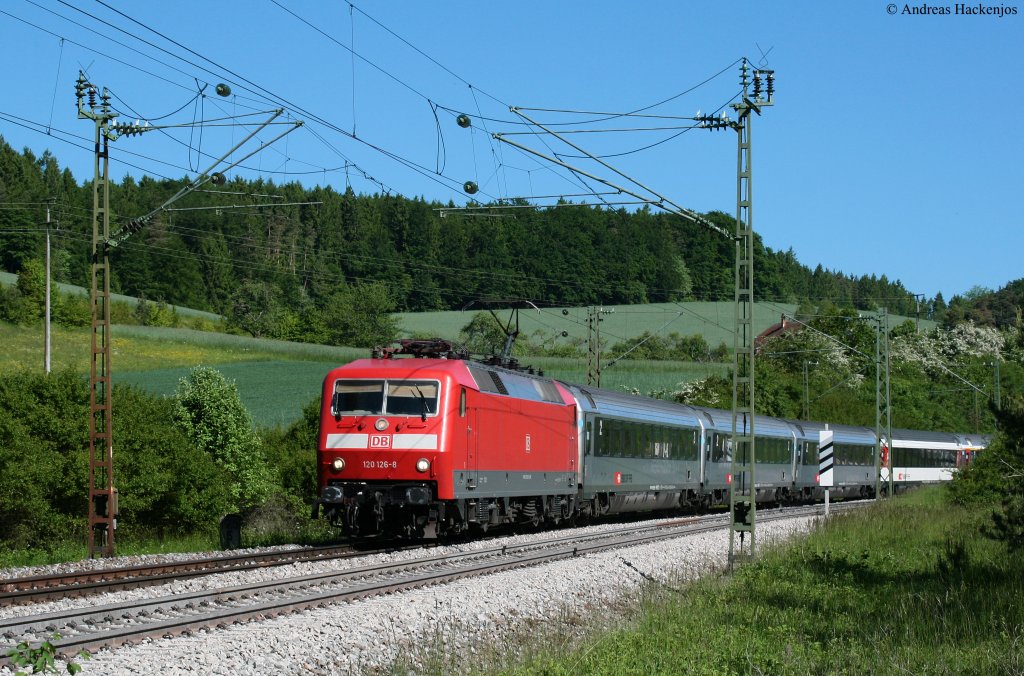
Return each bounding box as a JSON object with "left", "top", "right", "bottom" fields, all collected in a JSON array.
[
  {"left": 106, "top": 110, "right": 302, "bottom": 249},
  {"left": 505, "top": 107, "right": 731, "bottom": 239},
  {"left": 491, "top": 130, "right": 730, "bottom": 238}
]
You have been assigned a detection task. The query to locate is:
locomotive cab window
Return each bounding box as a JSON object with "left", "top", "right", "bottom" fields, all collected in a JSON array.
[
  {"left": 385, "top": 381, "right": 440, "bottom": 417},
  {"left": 332, "top": 380, "right": 385, "bottom": 415}
]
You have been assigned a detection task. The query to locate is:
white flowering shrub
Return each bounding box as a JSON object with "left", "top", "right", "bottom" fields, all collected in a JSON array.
[
  {"left": 934, "top": 321, "right": 1004, "bottom": 360},
  {"left": 758, "top": 329, "right": 861, "bottom": 383},
  {"left": 672, "top": 377, "right": 724, "bottom": 407},
  {"left": 893, "top": 321, "right": 1004, "bottom": 374}
]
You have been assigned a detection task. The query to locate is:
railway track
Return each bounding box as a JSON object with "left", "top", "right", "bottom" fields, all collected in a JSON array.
[
  {"left": 0, "top": 503, "right": 856, "bottom": 665},
  {"left": 0, "top": 540, "right": 423, "bottom": 606}
]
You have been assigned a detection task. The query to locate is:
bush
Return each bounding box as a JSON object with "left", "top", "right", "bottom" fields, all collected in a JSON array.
[
  {"left": 609, "top": 331, "right": 722, "bottom": 362},
  {"left": 262, "top": 396, "right": 320, "bottom": 505},
  {"left": 111, "top": 300, "right": 138, "bottom": 324},
  {"left": 0, "top": 369, "right": 243, "bottom": 554},
  {"left": 0, "top": 368, "right": 88, "bottom": 551},
  {"left": 55, "top": 292, "right": 90, "bottom": 327},
  {"left": 173, "top": 366, "right": 275, "bottom": 513},
  {"left": 113, "top": 385, "right": 233, "bottom": 535}
]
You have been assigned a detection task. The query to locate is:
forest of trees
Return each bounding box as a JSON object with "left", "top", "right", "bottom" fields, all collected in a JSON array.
[{"left": 1, "top": 137, "right": 944, "bottom": 340}]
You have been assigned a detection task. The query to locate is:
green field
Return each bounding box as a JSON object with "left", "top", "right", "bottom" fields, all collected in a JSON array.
[
  {"left": 397, "top": 301, "right": 794, "bottom": 347},
  {"left": 1, "top": 323, "right": 366, "bottom": 428},
  {"left": 2, "top": 321, "right": 726, "bottom": 428},
  {"left": 397, "top": 301, "right": 933, "bottom": 349},
  {"left": 0, "top": 298, "right": 927, "bottom": 428},
  {"left": 115, "top": 361, "right": 337, "bottom": 429}
]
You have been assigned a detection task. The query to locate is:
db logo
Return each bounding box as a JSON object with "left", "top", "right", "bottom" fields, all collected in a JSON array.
[{"left": 370, "top": 434, "right": 392, "bottom": 449}]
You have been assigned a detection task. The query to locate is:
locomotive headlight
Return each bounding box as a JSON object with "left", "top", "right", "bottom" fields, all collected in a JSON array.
[
  {"left": 374, "top": 418, "right": 389, "bottom": 431},
  {"left": 415, "top": 458, "right": 430, "bottom": 473},
  {"left": 331, "top": 458, "right": 345, "bottom": 472}
]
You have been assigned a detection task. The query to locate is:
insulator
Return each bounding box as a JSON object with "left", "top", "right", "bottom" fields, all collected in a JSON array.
[
  {"left": 767, "top": 72, "right": 775, "bottom": 97},
  {"left": 456, "top": 114, "right": 471, "bottom": 128},
  {"left": 463, "top": 181, "right": 478, "bottom": 194},
  {"left": 561, "top": 331, "right": 569, "bottom": 337},
  {"left": 753, "top": 73, "right": 762, "bottom": 98},
  {"left": 216, "top": 83, "right": 231, "bottom": 97},
  {"left": 88, "top": 87, "right": 96, "bottom": 107},
  {"left": 562, "top": 309, "right": 569, "bottom": 316},
  {"left": 210, "top": 172, "right": 226, "bottom": 186}
]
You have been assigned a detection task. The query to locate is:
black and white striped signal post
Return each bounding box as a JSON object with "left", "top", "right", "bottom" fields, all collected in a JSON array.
[{"left": 819, "top": 430, "right": 834, "bottom": 516}]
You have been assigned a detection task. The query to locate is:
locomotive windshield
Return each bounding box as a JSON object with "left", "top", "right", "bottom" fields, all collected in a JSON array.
[{"left": 331, "top": 379, "right": 439, "bottom": 417}]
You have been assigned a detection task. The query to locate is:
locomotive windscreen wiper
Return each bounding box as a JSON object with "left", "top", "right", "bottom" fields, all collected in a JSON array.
[{"left": 414, "top": 385, "right": 428, "bottom": 422}]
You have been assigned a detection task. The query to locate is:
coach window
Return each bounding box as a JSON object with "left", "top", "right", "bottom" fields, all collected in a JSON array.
[{"left": 711, "top": 434, "right": 725, "bottom": 463}]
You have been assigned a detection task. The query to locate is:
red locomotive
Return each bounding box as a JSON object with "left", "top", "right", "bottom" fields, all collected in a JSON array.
[{"left": 312, "top": 340, "right": 579, "bottom": 538}]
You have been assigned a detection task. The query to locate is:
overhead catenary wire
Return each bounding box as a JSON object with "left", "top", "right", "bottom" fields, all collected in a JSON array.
[
  {"left": 39, "top": 0, "right": 412, "bottom": 195},
  {"left": 5, "top": 3, "right": 194, "bottom": 92},
  {"left": 6, "top": 2, "right": 753, "bottom": 215}
]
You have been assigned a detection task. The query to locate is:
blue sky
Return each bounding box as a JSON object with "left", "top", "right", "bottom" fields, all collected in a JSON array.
[{"left": 1, "top": 1, "right": 1020, "bottom": 301}]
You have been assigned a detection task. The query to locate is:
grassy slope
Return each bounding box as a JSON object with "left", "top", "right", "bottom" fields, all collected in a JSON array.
[
  {"left": 397, "top": 302, "right": 934, "bottom": 345},
  {"left": 0, "top": 298, "right": 928, "bottom": 428},
  {"left": 0, "top": 271, "right": 220, "bottom": 320},
  {"left": 1, "top": 323, "right": 365, "bottom": 429},
  {"left": 397, "top": 302, "right": 794, "bottom": 347},
  {"left": 2, "top": 322, "right": 725, "bottom": 428},
  {"left": 508, "top": 487, "right": 1022, "bottom": 675}
]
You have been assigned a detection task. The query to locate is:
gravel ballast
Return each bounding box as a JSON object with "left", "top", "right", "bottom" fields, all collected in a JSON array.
[{"left": 1, "top": 516, "right": 816, "bottom": 675}]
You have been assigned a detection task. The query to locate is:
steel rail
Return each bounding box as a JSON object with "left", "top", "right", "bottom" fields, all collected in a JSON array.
[
  {"left": 0, "top": 542, "right": 419, "bottom": 605},
  {"left": 0, "top": 503, "right": 861, "bottom": 664}
]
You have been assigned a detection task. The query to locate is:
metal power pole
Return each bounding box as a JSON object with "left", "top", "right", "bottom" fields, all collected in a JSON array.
[
  {"left": 872, "top": 311, "right": 892, "bottom": 498},
  {"left": 586, "top": 306, "right": 612, "bottom": 386},
  {"left": 803, "top": 360, "right": 811, "bottom": 420},
  {"left": 884, "top": 308, "right": 893, "bottom": 496},
  {"left": 993, "top": 358, "right": 1001, "bottom": 411},
  {"left": 77, "top": 73, "right": 117, "bottom": 557},
  {"left": 913, "top": 293, "right": 924, "bottom": 332},
  {"left": 704, "top": 60, "right": 774, "bottom": 566},
  {"left": 44, "top": 205, "right": 52, "bottom": 374},
  {"left": 74, "top": 73, "right": 299, "bottom": 558},
  {"left": 490, "top": 59, "right": 774, "bottom": 564}
]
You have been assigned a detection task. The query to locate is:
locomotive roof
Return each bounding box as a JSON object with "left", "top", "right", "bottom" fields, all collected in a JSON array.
[
  {"left": 331, "top": 358, "right": 573, "bottom": 406},
  {"left": 333, "top": 358, "right": 478, "bottom": 386}
]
